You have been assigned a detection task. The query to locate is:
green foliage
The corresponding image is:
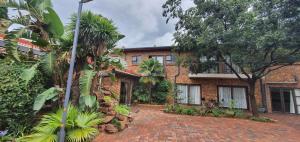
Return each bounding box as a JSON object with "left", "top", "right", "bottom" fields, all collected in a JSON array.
[
  {"left": 114, "top": 105, "right": 130, "bottom": 116},
  {"left": 79, "top": 70, "right": 97, "bottom": 110},
  {"left": 67, "top": 11, "right": 124, "bottom": 70},
  {"left": 152, "top": 80, "right": 171, "bottom": 104},
  {"left": 33, "top": 87, "right": 62, "bottom": 112},
  {"left": 0, "top": 61, "right": 46, "bottom": 136},
  {"left": 139, "top": 59, "right": 164, "bottom": 86},
  {"left": 20, "top": 63, "right": 39, "bottom": 85},
  {"left": 103, "top": 96, "right": 112, "bottom": 103},
  {"left": 210, "top": 108, "right": 225, "bottom": 117},
  {"left": 163, "top": 0, "right": 300, "bottom": 116},
  {"left": 164, "top": 104, "right": 256, "bottom": 121},
  {"left": 132, "top": 85, "right": 150, "bottom": 103},
  {"left": 40, "top": 52, "right": 56, "bottom": 75},
  {"left": 0, "top": 7, "right": 8, "bottom": 19},
  {"left": 111, "top": 119, "right": 121, "bottom": 130},
  {"left": 18, "top": 105, "right": 103, "bottom": 142},
  {"left": 0, "top": 0, "right": 64, "bottom": 39},
  {"left": 44, "top": 7, "right": 64, "bottom": 38},
  {"left": 250, "top": 117, "right": 274, "bottom": 123}
]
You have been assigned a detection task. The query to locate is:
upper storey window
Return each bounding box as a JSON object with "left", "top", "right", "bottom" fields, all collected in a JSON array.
[
  {"left": 132, "top": 55, "right": 141, "bottom": 65},
  {"left": 166, "top": 54, "right": 176, "bottom": 64},
  {"left": 150, "top": 55, "right": 164, "bottom": 65}
]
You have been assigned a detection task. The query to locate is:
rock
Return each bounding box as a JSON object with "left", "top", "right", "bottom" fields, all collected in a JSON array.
[
  {"left": 99, "top": 107, "right": 109, "bottom": 113},
  {"left": 108, "top": 106, "right": 114, "bottom": 111},
  {"left": 119, "top": 120, "right": 128, "bottom": 130},
  {"left": 98, "top": 125, "right": 106, "bottom": 132},
  {"left": 106, "top": 111, "right": 116, "bottom": 116},
  {"left": 128, "top": 115, "right": 134, "bottom": 122},
  {"left": 116, "top": 114, "right": 126, "bottom": 121},
  {"left": 103, "top": 116, "right": 115, "bottom": 123},
  {"left": 105, "top": 124, "right": 119, "bottom": 133}
]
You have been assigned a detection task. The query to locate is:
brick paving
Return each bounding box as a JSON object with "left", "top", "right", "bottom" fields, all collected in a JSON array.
[{"left": 94, "top": 105, "right": 300, "bottom": 142}]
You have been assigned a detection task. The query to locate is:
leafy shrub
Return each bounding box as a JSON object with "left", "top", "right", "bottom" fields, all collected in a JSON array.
[
  {"left": 114, "top": 105, "right": 130, "bottom": 116},
  {"left": 18, "top": 105, "right": 103, "bottom": 142},
  {"left": 224, "top": 109, "right": 235, "bottom": 117},
  {"left": 132, "top": 85, "right": 150, "bottom": 103},
  {"left": 111, "top": 118, "right": 121, "bottom": 130},
  {"left": 133, "top": 80, "right": 171, "bottom": 104},
  {"left": 210, "top": 108, "right": 225, "bottom": 117},
  {"left": 233, "top": 109, "right": 247, "bottom": 118},
  {"left": 250, "top": 117, "right": 274, "bottom": 122},
  {"left": 0, "top": 61, "right": 46, "bottom": 136},
  {"left": 152, "top": 80, "right": 171, "bottom": 104}
]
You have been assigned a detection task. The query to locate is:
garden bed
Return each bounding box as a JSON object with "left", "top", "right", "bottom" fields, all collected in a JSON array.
[{"left": 164, "top": 104, "right": 274, "bottom": 123}]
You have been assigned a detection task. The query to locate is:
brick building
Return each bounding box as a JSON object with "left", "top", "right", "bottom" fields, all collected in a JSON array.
[{"left": 112, "top": 46, "right": 300, "bottom": 115}]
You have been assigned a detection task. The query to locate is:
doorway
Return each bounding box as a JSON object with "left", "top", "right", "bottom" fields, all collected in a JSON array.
[
  {"left": 120, "top": 82, "right": 127, "bottom": 104},
  {"left": 271, "top": 88, "right": 295, "bottom": 113}
]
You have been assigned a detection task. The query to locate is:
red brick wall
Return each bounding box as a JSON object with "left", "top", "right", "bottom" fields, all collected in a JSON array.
[
  {"left": 122, "top": 50, "right": 300, "bottom": 112},
  {"left": 261, "top": 64, "right": 300, "bottom": 112}
]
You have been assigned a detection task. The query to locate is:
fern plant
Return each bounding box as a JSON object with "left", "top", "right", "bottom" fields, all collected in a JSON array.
[{"left": 18, "top": 105, "right": 102, "bottom": 142}]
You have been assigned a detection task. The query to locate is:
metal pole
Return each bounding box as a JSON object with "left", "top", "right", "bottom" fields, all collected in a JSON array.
[{"left": 59, "top": 1, "right": 83, "bottom": 142}]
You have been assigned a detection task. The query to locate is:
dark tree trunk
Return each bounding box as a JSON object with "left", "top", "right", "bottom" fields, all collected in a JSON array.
[{"left": 249, "top": 81, "right": 259, "bottom": 117}]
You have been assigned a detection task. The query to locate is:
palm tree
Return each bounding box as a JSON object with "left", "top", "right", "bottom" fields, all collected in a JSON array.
[
  {"left": 139, "top": 59, "right": 164, "bottom": 103},
  {"left": 64, "top": 11, "right": 124, "bottom": 109},
  {"left": 18, "top": 105, "right": 102, "bottom": 142}
]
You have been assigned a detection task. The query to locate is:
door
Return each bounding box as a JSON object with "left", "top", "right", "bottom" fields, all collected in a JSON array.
[
  {"left": 120, "top": 82, "right": 127, "bottom": 104},
  {"left": 271, "top": 88, "right": 282, "bottom": 112}
]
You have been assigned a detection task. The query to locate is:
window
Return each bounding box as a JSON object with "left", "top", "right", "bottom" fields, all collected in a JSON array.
[
  {"left": 218, "top": 86, "right": 247, "bottom": 109},
  {"left": 166, "top": 55, "right": 176, "bottom": 64},
  {"left": 150, "top": 56, "right": 164, "bottom": 65},
  {"left": 224, "top": 56, "right": 241, "bottom": 73},
  {"left": 132, "top": 55, "right": 141, "bottom": 65},
  {"left": 177, "top": 85, "right": 201, "bottom": 105}
]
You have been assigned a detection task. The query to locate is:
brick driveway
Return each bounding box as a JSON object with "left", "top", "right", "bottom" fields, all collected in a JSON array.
[{"left": 94, "top": 105, "right": 300, "bottom": 142}]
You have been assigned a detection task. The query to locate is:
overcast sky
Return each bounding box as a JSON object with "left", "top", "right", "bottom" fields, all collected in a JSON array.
[{"left": 52, "top": 0, "right": 193, "bottom": 48}]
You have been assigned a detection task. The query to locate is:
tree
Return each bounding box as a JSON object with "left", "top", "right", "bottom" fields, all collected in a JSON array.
[
  {"left": 139, "top": 59, "right": 164, "bottom": 103},
  {"left": 63, "top": 11, "right": 124, "bottom": 109},
  {"left": 163, "top": 0, "right": 300, "bottom": 116}
]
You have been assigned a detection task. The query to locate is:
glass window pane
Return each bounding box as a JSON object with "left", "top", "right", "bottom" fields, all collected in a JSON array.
[
  {"left": 177, "top": 85, "right": 188, "bottom": 104},
  {"left": 233, "top": 88, "right": 247, "bottom": 109},
  {"left": 189, "top": 86, "right": 201, "bottom": 105},
  {"left": 219, "top": 87, "right": 231, "bottom": 107}
]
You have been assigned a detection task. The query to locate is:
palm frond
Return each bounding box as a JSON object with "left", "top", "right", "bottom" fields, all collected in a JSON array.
[
  {"left": 76, "top": 112, "right": 102, "bottom": 128},
  {"left": 17, "top": 133, "right": 57, "bottom": 142},
  {"left": 66, "top": 127, "right": 98, "bottom": 142}
]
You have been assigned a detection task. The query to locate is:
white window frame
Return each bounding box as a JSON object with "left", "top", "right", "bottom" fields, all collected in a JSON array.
[
  {"left": 218, "top": 86, "right": 248, "bottom": 109},
  {"left": 177, "top": 84, "right": 201, "bottom": 105}
]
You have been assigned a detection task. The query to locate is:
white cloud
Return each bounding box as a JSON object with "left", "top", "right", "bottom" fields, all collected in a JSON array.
[
  {"left": 52, "top": 0, "right": 194, "bottom": 47},
  {"left": 154, "top": 32, "right": 174, "bottom": 46}
]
